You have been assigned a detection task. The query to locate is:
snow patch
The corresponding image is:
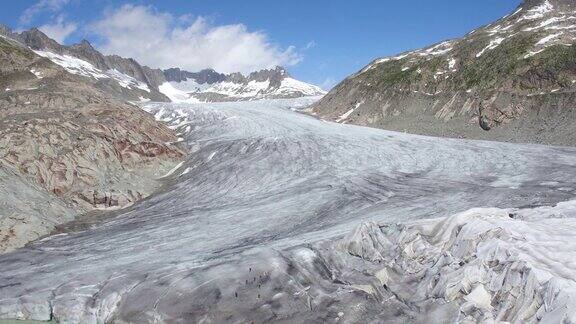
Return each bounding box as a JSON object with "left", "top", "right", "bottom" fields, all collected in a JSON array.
[
  {"left": 363, "top": 53, "right": 411, "bottom": 72},
  {"left": 476, "top": 37, "right": 506, "bottom": 57},
  {"left": 35, "top": 50, "right": 108, "bottom": 79},
  {"left": 159, "top": 82, "right": 201, "bottom": 103},
  {"left": 448, "top": 58, "right": 457, "bottom": 70},
  {"left": 336, "top": 100, "right": 364, "bottom": 123},
  {"left": 160, "top": 161, "right": 185, "bottom": 178},
  {"left": 524, "top": 48, "right": 547, "bottom": 58},
  {"left": 35, "top": 51, "right": 152, "bottom": 93},
  {"left": 519, "top": 0, "right": 554, "bottom": 21},
  {"left": 524, "top": 17, "right": 565, "bottom": 31},
  {"left": 546, "top": 24, "right": 576, "bottom": 30},
  {"left": 536, "top": 32, "right": 564, "bottom": 45},
  {"left": 277, "top": 78, "right": 326, "bottom": 97},
  {"left": 418, "top": 41, "right": 453, "bottom": 57},
  {"left": 106, "top": 69, "right": 150, "bottom": 92},
  {"left": 30, "top": 68, "right": 43, "bottom": 79}
]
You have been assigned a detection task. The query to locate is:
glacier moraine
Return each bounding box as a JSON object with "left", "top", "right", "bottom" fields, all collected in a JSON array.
[{"left": 2, "top": 97, "right": 576, "bottom": 322}]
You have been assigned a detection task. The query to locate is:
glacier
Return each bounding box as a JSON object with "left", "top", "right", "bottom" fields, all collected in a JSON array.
[{"left": 1, "top": 98, "right": 576, "bottom": 322}]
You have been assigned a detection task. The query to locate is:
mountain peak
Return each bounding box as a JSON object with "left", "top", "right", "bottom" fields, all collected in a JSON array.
[
  {"left": 274, "top": 66, "right": 289, "bottom": 77},
  {"left": 0, "top": 24, "right": 12, "bottom": 35},
  {"left": 247, "top": 66, "right": 291, "bottom": 83},
  {"left": 17, "top": 28, "right": 62, "bottom": 52},
  {"left": 72, "top": 39, "right": 95, "bottom": 50}
]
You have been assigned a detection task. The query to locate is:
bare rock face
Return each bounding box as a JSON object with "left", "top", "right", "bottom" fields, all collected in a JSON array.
[
  {"left": 164, "top": 68, "right": 227, "bottom": 84},
  {"left": 0, "top": 36, "right": 185, "bottom": 253},
  {"left": 312, "top": 0, "right": 576, "bottom": 146}
]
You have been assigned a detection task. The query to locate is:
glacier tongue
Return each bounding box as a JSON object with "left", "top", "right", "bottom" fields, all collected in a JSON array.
[{"left": 1, "top": 98, "right": 576, "bottom": 322}]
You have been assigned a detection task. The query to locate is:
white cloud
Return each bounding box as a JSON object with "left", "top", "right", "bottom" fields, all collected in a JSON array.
[
  {"left": 19, "top": 0, "right": 71, "bottom": 25},
  {"left": 39, "top": 15, "right": 77, "bottom": 43},
  {"left": 304, "top": 41, "right": 317, "bottom": 50},
  {"left": 90, "top": 5, "right": 302, "bottom": 74}
]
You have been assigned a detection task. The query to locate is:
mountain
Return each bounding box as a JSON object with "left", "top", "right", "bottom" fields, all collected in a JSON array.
[
  {"left": 0, "top": 26, "right": 170, "bottom": 102},
  {"left": 0, "top": 26, "right": 325, "bottom": 103},
  {"left": 0, "top": 33, "right": 185, "bottom": 253},
  {"left": 311, "top": 0, "right": 576, "bottom": 146},
  {"left": 160, "top": 66, "right": 326, "bottom": 102}
]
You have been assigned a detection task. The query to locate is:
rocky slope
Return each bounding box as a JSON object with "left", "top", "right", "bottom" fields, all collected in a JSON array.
[
  {"left": 160, "top": 66, "right": 326, "bottom": 102},
  {"left": 0, "top": 34, "right": 185, "bottom": 253},
  {"left": 312, "top": 0, "right": 576, "bottom": 146}
]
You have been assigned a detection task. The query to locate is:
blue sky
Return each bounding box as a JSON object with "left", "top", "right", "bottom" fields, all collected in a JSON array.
[{"left": 3, "top": 0, "right": 522, "bottom": 89}]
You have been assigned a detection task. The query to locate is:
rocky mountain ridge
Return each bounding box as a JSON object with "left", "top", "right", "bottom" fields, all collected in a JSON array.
[
  {"left": 0, "top": 26, "right": 325, "bottom": 103},
  {"left": 160, "top": 66, "right": 326, "bottom": 102},
  {"left": 311, "top": 0, "right": 576, "bottom": 146},
  {"left": 0, "top": 26, "right": 169, "bottom": 102}
]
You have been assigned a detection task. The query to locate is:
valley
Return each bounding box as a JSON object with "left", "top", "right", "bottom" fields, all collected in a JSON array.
[{"left": 2, "top": 0, "right": 576, "bottom": 322}]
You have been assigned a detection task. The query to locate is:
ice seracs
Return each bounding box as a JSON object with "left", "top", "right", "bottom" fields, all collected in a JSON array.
[{"left": 336, "top": 200, "right": 576, "bottom": 322}]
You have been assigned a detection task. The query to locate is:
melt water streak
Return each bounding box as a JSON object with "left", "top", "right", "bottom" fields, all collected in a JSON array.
[{"left": 2, "top": 97, "right": 576, "bottom": 322}]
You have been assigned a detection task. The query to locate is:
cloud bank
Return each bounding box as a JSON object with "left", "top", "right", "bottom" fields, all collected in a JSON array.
[
  {"left": 38, "top": 15, "right": 77, "bottom": 43},
  {"left": 91, "top": 5, "right": 302, "bottom": 74}
]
